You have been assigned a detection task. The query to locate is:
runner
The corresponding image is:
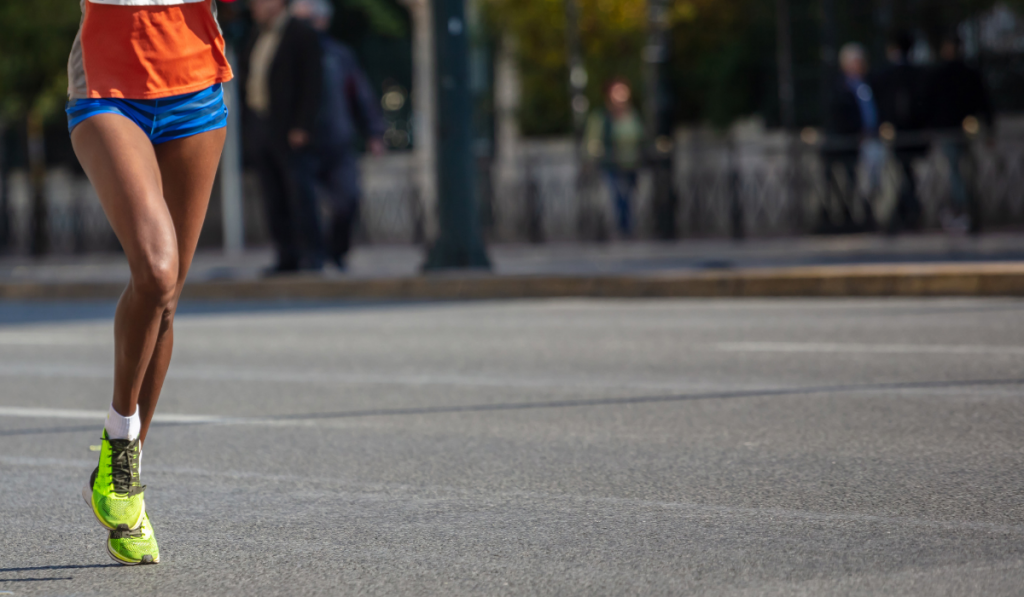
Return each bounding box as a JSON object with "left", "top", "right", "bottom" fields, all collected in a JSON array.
[{"left": 66, "top": 0, "right": 233, "bottom": 565}]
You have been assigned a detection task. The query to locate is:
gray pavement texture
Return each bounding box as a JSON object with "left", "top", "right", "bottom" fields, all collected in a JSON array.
[
  {"left": 0, "top": 297, "right": 1023, "bottom": 596},
  {"left": 2, "top": 232, "right": 1024, "bottom": 284}
]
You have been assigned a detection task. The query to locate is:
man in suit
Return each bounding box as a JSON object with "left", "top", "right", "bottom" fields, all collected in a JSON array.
[
  {"left": 240, "top": 0, "right": 323, "bottom": 273},
  {"left": 869, "top": 30, "right": 928, "bottom": 232},
  {"left": 822, "top": 43, "right": 879, "bottom": 231},
  {"left": 291, "top": 0, "right": 386, "bottom": 270}
]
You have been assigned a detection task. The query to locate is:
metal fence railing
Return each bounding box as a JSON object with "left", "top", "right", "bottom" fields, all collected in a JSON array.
[
  {"left": 670, "top": 131, "right": 1024, "bottom": 238},
  {"left": 3, "top": 129, "right": 1024, "bottom": 255},
  {"left": 488, "top": 130, "right": 1024, "bottom": 242}
]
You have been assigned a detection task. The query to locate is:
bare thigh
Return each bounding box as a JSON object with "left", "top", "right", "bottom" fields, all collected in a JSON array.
[
  {"left": 154, "top": 127, "right": 227, "bottom": 286},
  {"left": 71, "top": 116, "right": 226, "bottom": 292},
  {"left": 71, "top": 114, "right": 177, "bottom": 279}
]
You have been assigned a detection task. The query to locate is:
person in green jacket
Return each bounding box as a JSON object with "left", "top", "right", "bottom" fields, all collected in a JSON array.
[{"left": 585, "top": 79, "right": 644, "bottom": 237}]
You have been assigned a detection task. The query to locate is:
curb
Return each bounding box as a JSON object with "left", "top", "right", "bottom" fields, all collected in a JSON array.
[{"left": 3, "top": 263, "right": 1024, "bottom": 301}]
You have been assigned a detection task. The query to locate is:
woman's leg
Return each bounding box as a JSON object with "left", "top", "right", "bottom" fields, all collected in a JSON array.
[
  {"left": 73, "top": 115, "right": 226, "bottom": 445},
  {"left": 135, "top": 128, "right": 226, "bottom": 444},
  {"left": 72, "top": 115, "right": 180, "bottom": 430}
]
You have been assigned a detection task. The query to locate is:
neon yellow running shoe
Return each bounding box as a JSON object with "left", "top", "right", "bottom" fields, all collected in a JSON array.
[
  {"left": 81, "top": 430, "right": 146, "bottom": 530},
  {"left": 107, "top": 512, "right": 159, "bottom": 566}
]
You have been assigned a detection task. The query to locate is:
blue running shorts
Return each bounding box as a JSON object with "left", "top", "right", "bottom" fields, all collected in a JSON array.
[{"left": 66, "top": 83, "right": 228, "bottom": 144}]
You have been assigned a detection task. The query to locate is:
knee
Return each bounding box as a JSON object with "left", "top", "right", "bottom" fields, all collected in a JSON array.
[{"left": 133, "top": 253, "right": 179, "bottom": 309}]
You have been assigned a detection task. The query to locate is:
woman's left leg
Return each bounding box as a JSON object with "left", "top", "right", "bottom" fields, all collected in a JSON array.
[{"left": 135, "top": 128, "right": 227, "bottom": 445}]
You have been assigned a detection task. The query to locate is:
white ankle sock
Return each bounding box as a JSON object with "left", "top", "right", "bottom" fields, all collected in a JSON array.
[{"left": 105, "top": 404, "right": 141, "bottom": 441}]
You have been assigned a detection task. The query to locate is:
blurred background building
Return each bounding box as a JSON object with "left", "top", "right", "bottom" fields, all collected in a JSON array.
[{"left": 3, "top": 0, "right": 1024, "bottom": 257}]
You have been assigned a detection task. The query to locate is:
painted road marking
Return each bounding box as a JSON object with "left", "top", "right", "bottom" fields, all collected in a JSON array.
[
  {"left": 0, "top": 361, "right": 735, "bottom": 393},
  {"left": 0, "top": 406, "right": 232, "bottom": 425},
  {"left": 717, "top": 342, "right": 1024, "bottom": 355},
  {"left": 2, "top": 377, "right": 1021, "bottom": 427}
]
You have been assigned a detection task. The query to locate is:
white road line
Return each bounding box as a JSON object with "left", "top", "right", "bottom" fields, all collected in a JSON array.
[
  {"left": 0, "top": 361, "right": 730, "bottom": 393},
  {"left": 0, "top": 406, "right": 242, "bottom": 425},
  {"left": 0, "top": 331, "right": 107, "bottom": 346},
  {"left": 2, "top": 377, "right": 1019, "bottom": 428},
  {"left": 717, "top": 342, "right": 1024, "bottom": 355},
  {"left": 0, "top": 406, "right": 106, "bottom": 420}
]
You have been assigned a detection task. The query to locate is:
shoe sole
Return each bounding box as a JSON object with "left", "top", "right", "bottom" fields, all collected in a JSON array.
[
  {"left": 106, "top": 542, "right": 159, "bottom": 566},
  {"left": 81, "top": 484, "right": 145, "bottom": 531}
]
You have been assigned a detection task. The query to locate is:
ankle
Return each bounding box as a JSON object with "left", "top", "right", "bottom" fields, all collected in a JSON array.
[{"left": 105, "top": 404, "right": 141, "bottom": 441}]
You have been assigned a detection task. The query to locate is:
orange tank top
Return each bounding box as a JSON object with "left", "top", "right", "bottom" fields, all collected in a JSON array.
[{"left": 68, "top": 0, "right": 234, "bottom": 100}]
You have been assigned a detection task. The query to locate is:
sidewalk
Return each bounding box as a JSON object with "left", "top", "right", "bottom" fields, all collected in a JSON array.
[{"left": 2, "top": 233, "right": 1024, "bottom": 300}]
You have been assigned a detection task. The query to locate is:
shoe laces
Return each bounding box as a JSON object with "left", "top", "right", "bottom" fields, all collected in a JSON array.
[
  {"left": 110, "top": 523, "right": 143, "bottom": 540},
  {"left": 108, "top": 438, "right": 144, "bottom": 496}
]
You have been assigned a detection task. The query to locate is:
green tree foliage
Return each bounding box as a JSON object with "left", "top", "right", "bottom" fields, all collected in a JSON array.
[
  {"left": 340, "top": 0, "right": 407, "bottom": 38},
  {"left": 485, "top": 0, "right": 647, "bottom": 136},
  {"left": 485, "top": 0, "right": 776, "bottom": 133},
  {"left": 667, "top": 0, "right": 773, "bottom": 128},
  {"left": 0, "top": 0, "right": 80, "bottom": 254},
  {"left": 486, "top": 0, "right": 1018, "bottom": 135},
  {"left": 0, "top": 0, "right": 82, "bottom": 122}
]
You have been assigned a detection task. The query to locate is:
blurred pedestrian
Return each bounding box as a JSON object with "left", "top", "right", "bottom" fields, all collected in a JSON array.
[
  {"left": 925, "top": 32, "right": 994, "bottom": 234},
  {"left": 822, "top": 43, "right": 879, "bottom": 231},
  {"left": 239, "top": 0, "right": 324, "bottom": 273},
  {"left": 291, "top": 0, "right": 386, "bottom": 270},
  {"left": 869, "top": 30, "right": 928, "bottom": 232},
  {"left": 584, "top": 79, "right": 644, "bottom": 238}
]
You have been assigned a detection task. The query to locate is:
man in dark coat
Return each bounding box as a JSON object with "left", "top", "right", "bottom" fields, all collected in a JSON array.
[
  {"left": 292, "top": 0, "right": 386, "bottom": 269},
  {"left": 821, "top": 42, "right": 879, "bottom": 231},
  {"left": 927, "top": 35, "right": 994, "bottom": 133},
  {"left": 925, "top": 33, "right": 994, "bottom": 233},
  {"left": 869, "top": 30, "right": 928, "bottom": 232},
  {"left": 240, "top": 0, "right": 324, "bottom": 273}
]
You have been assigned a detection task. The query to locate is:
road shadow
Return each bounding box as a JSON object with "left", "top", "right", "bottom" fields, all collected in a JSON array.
[
  {"left": 0, "top": 563, "right": 116, "bottom": 584},
  {"left": 5, "top": 378, "right": 1016, "bottom": 433},
  {"left": 0, "top": 565, "right": 117, "bottom": 573},
  {"left": 252, "top": 377, "right": 1024, "bottom": 421}
]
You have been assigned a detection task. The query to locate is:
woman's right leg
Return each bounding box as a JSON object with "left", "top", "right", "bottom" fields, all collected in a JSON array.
[{"left": 72, "top": 114, "right": 179, "bottom": 421}]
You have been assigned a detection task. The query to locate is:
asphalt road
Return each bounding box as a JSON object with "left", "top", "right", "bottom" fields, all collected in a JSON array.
[{"left": 1, "top": 298, "right": 1023, "bottom": 596}]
